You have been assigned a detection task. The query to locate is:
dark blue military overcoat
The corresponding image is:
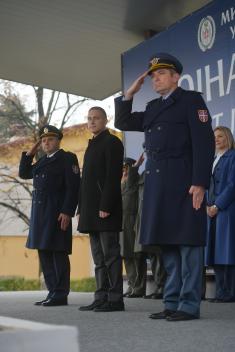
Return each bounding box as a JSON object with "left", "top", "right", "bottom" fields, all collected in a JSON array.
[
  {"left": 19, "top": 149, "right": 80, "bottom": 254},
  {"left": 205, "top": 149, "right": 235, "bottom": 265},
  {"left": 115, "top": 87, "right": 215, "bottom": 246}
]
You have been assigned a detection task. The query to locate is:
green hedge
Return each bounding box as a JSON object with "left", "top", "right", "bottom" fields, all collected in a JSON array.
[
  {"left": 70, "top": 277, "right": 96, "bottom": 292},
  {"left": 0, "top": 277, "right": 40, "bottom": 291},
  {"left": 0, "top": 277, "right": 96, "bottom": 292}
]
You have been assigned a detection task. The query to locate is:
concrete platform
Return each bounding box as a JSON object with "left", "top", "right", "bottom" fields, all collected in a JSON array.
[
  {"left": 0, "top": 316, "right": 79, "bottom": 352},
  {"left": 0, "top": 291, "right": 235, "bottom": 352}
]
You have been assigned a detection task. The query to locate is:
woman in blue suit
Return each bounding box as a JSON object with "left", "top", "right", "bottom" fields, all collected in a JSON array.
[{"left": 206, "top": 126, "right": 235, "bottom": 302}]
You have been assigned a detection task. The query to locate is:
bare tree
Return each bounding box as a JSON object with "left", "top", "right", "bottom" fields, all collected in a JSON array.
[{"left": 0, "top": 80, "right": 88, "bottom": 143}]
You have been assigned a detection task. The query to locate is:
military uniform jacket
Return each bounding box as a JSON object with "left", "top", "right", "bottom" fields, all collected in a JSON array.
[
  {"left": 19, "top": 149, "right": 80, "bottom": 254},
  {"left": 120, "top": 166, "right": 139, "bottom": 257},
  {"left": 115, "top": 87, "right": 215, "bottom": 246},
  {"left": 78, "top": 129, "right": 124, "bottom": 233}
]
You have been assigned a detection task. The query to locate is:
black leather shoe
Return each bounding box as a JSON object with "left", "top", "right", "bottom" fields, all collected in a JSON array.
[
  {"left": 219, "top": 298, "right": 235, "bottom": 303},
  {"left": 42, "top": 297, "right": 68, "bottom": 306},
  {"left": 34, "top": 299, "right": 48, "bottom": 306},
  {"left": 149, "top": 309, "right": 176, "bottom": 319},
  {"left": 207, "top": 298, "right": 221, "bottom": 303},
  {"left": 94, "top": 301, "right": 125, "bottom": 312},
  {"left": 125, "top": 293, "right": 143, "bottom": 298},
  {"left": 151, "top": 293, "right": 163, "bottom": 299},
  {"left": 166, "top": 310, "right": 198, "bottom": 321},
  {"left": 79, "top": 300, "right": 106, "bottom": 311},
  {"left": 209, "top": 297, "right": 235, "bottom": 303},
  {"left": 144, "top": 293, "right": 163, "bottom": 299}
]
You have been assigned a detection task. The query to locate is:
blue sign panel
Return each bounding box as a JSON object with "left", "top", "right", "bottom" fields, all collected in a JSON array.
[{"left": 122, "top": 0, "right": 235, "bottom": 160}]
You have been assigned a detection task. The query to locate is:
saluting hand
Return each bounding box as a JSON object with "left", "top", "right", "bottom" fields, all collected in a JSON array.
[
  {"left": 189, "top": 186, "right": 205, "bottom": 210},
  {"left": 125, "top": 72, "right": 148, "bottom": 100},
  {"left": 99, "top": 211, "right": 110, "bottom": 218},
  {"left": 27, "top": 140, "right": 41, "bottom": 156},
  {"left": 58, "top": 213, "right": 71, "bottom": 231}
]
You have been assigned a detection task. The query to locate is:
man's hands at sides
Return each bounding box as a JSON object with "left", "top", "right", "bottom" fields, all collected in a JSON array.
[
  {"left": 99, "top": 211, "right": 110, "bottom": 218},
  {"left": 76, "top": 211, "right": 110, "bottom": 226},
  {"left": 58, "top": 213, "right": 71, "bottom": 231},
  {"left": 189, "top": 186, "right": 205, "bottom": 210}
]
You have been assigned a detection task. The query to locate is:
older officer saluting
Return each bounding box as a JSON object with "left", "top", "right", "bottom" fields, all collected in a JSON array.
[
  {"left": 19, "top": 125, "right": 80, "bottom": 306},
  {"left": 115, "top": 53, "right": 215, "bottom": 321}
]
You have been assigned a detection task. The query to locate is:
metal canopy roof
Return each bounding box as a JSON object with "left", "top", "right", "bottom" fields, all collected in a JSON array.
[{"left": 0, "top": 0, "right": 211, "bottom": 99}]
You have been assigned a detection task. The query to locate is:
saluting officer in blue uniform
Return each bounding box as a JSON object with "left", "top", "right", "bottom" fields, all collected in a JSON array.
[
  {"left": 19, "top": 125, "right": 80, "bottom": 306},
  {"left": 115, "top": 53, "right": 215, "bottom": 321}
]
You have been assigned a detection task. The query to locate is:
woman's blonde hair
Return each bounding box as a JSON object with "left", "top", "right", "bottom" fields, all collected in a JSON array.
[{"left": 214, "top": 126, "right": 235, "bottom": 150}]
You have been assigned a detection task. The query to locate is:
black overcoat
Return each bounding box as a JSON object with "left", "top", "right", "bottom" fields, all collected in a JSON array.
[
  {"left": 115, "top": 87, "right": 215, "bottom": 246},
  {"left": 78, "top": 129, "right": 124, "bottom": 233},
  {"left": 19, "top": 149, "right": 80, "bottom": 254}
]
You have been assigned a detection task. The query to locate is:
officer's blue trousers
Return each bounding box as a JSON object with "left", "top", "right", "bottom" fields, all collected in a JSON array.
[
  {"left": 214, "top": 265, "right": 235, "bottom": 300},
  {"left": 162, "top": 245, "right": 203, "bottom": 317},
  {"left": 38, "top": 250, "right": 70, "bottom": 299}
]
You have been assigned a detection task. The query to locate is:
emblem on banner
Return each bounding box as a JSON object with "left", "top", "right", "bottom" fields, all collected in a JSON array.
[
  {"left": 198, "top": 109, "right": 209, "bottom": 123},
  {"left": 198, "top": 16, "right": 216, "bottom": 52}
]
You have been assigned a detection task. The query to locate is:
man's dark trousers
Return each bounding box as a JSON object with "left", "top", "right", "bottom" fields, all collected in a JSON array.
[
  {"left": 89, "top": 231, "right": 123, "bottom": 302},
  {"left": 162, "top": 245, "right": 203, "bottom": 317},
  {"left": 38, "top": 250, "right": 70, "bottom": 299}
]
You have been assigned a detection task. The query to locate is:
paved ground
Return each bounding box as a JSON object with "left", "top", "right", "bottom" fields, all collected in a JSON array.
[{"left": 0, "top": 291, "right": 235, "bottom": 352}]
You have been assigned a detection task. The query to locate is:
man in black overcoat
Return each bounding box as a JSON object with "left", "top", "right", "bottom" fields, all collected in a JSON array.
[
  {"left": 19, "top": 125, "right": 80, "bottom": 306},
  {"left": 114, "top": 53, "right": 215, "bottom": 320},
  {"left": 78, "top": 107, "right": 124, "bottom": 312}
]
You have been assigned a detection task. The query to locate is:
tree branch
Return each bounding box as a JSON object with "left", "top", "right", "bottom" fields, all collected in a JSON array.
[
  {"left": 46, "top": 90, "right": 56, "bottom": 119},
  {"left": 48, "top": 91, "right": 61, "bottom": 123},
  {"left": 0, "top": 174, "right": 32, "bottom": 197},
  {"left": 59, "top": 97, "right": 87, "bottom": 128},
  {"left": 0, "top": 202, "right": 30, "bottom": 226},
  {"left": 35, "top": 87, "right": 45, "bottom": 127}
]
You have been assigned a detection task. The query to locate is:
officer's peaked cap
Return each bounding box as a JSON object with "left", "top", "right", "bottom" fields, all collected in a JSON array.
[
  {"left": 39, "top": 125, "right": 63, "bottom": 140},
  {"left": 147, "top": 53, "right": 183, "bottom": 75}
]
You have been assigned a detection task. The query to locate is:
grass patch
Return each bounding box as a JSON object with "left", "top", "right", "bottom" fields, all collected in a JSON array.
[
  {"left": 0, "top": 276, "right": 95, "bottom": 292},
  {"left": 71, "top": 277, "right": 96, "bottom": 292},
  {"left": 0, "top": 277, "right": 40, "bottom": 291}
]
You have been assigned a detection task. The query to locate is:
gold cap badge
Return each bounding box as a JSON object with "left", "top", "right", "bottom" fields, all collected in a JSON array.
[{"left": 151, "top": 57, "right": 160, "bottom": 65}]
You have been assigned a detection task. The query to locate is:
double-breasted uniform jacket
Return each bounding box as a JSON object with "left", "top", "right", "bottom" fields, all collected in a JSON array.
[
  {"left": 120, "top": 166, "right": 139, "bottom": 257},
  {"left": 78, "top": 129, "right": 124, "bottom": 233},
  {"left": 115, "top": 87, "right": 215, "bottom": 246},
  {"left": 205, "top": 149, "right": 235, "bottom": 265},
  {"left": 19, "top": 149, "right": 80, "bottom": 254}
]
